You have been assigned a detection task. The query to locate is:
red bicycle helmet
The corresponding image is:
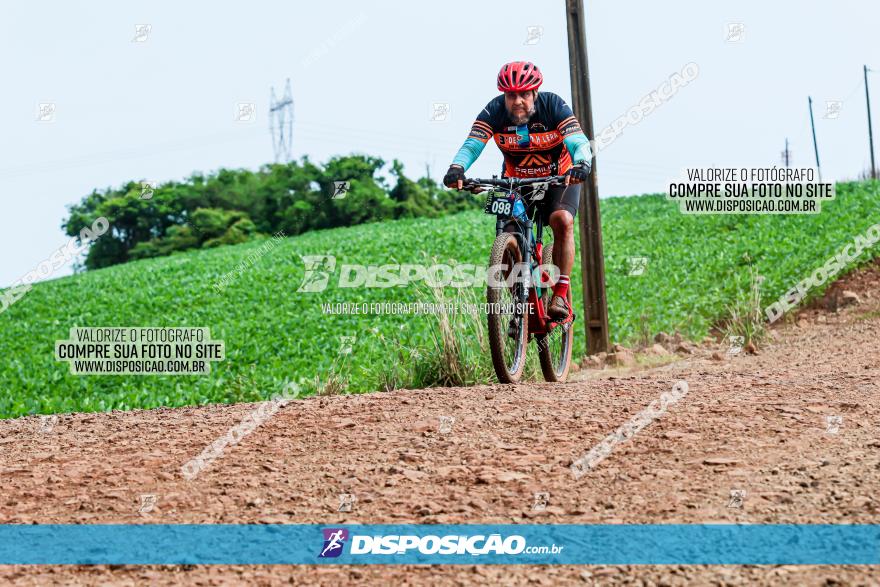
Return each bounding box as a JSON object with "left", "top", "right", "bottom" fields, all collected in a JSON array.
[{"left": 497, "top": 61, "right": 543, "bottom": 92}]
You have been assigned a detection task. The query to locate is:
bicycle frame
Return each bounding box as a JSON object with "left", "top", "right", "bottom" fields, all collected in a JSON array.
[{"left": 471, "top": 176, "right": 570, "bottom": 337}]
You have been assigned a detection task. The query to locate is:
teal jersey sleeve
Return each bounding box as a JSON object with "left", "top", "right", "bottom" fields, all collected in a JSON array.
[
  {"left": 563, "top": 133, "right": 592, "bottom": 170},
  {"left": 451, "top": 102, "right": 497, "bottom": 171},
  {"left": 452, "top": 138, "right": 488, "bottom": 170},
  {"left": 551, "top": 93, "right": 592, "bottom": 170}
]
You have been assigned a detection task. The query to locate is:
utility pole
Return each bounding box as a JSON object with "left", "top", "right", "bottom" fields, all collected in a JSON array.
[
  {"left": 781, "top": 138, "right": 791, "bottom": 167},
  {"left": 565, "top": 0, "right": 610, "bottom": 354},
  {"left": 808, "top": 96, "right": 821, "bottom": 181},
  {"left": 865, "top": 65, "right": 876, "bottom": 179},
  {"left": 269, "top": 79, "right": 294, "bottom": 163}
]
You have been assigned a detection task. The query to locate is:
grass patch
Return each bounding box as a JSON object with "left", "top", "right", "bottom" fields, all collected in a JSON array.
[{"left": 1, "top": 180, "right": 878, "bottom": 417}]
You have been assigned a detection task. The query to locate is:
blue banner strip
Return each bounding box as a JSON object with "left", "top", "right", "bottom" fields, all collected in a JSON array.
[{"left": 0, "top": 524, "right": 877, "bottom": 565}]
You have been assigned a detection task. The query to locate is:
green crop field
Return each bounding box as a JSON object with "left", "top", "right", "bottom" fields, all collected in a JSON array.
[{"left": 1, "top": 180, "right": 878, "bottom": 419}]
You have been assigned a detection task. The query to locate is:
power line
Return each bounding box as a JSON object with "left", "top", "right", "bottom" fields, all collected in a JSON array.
[{"left": 0, "top": 129, "right": 266, "bottom": 180}]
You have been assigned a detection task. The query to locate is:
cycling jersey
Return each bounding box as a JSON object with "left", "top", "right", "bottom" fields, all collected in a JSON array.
[{"left": 452, "top": 91, "right": 592, "bottom": 178}]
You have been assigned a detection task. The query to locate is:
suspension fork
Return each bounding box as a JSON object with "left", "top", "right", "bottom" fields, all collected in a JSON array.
[
  {"left": 519, "top": 218, "right": 533, "bottom": 305},
  {"left": 496, "top": 216, "right": 532, "bottom": 305},
  {"left": 495, "top": 216, "right": 505, "bottom": 237}
]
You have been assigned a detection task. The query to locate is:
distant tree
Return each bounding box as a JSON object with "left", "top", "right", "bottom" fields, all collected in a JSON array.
[
  {"left": 389, "top": 160, "right": 437, "bottom": 219},
  {"left": 62, "top": 154, "right": 480, "bottom": 269}
]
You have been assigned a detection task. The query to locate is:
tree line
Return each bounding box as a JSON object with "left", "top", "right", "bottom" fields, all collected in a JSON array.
[{"left": 62, "top": 155, "right": 478, "bottom": 270}]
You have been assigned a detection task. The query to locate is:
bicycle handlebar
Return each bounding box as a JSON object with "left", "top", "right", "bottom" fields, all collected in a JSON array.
[{"left": 463, "top": 175, "right": 567, "bottom": 193}]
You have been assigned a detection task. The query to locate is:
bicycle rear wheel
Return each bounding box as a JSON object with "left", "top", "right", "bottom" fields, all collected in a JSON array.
[
  {"left": 537, "top": 243, "right": 573, "bottom": 382},
  {"left": 487, "top": 233, "right": 528, "bottom": 383}
]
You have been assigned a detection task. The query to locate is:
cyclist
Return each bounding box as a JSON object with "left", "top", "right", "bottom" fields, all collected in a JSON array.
[{"left": 444, "top": 61, "right": 592, "bottom": 320}]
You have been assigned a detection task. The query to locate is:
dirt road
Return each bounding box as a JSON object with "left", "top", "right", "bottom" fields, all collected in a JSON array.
[{"left": 1, "top": 266, "right": 879, "bottom": 585}]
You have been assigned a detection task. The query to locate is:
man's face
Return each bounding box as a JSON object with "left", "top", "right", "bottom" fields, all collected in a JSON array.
[{"left": 504, "top": 90, "right": 536, "bottom": 125}]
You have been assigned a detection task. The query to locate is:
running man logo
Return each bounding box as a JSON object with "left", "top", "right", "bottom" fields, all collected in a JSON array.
[
  {"left": 140, "top": 180, "right": 157, "bottom": 200},
  {"left": 132, "top": 24, "right": 152, "bottom": 43},
  {"left": 36, "top": 102, "right": 56, "bottom": 123},
  {"left": 235, "top": 103, "right": 256, "bottom": 123},
  {"left": 627, "top": 256, "right": 649, "bottom": 276},
  {"left": 530, "top": 182, "right": 549, "bottom": 201},
  {"left": 727, "top": 335, "right": 745, "bottom": 355},
  {"left": 825, "top": 415, "right": 843, "bottom": 435},
  {"left": 438, "top": 415, "right": 455, "bottom": 434},
  {"left": 318, "top": 528, "right": 349, "bottom": 558},
  {"left": 38, "top": 415, "right": 59, "bottom": 433},
  {"left": 533, "top": 491, "right": 549, "bottom": 511},
  {"left": 297, "top": 255, "right": 337, "bottom": 292},
  {"left": 338, "top": 493, "right": 356, "bottom": 513},
  {"left": 519, "top": 153, "right": 552, "bottom": 168},
  {"left": 138, "top": 494, "right": 158, "bottom": 514},
  {"left": 727, "top": 489, "right": 746, "bottom": 509},
  {"left": 332, "top": 181, "right": 350, "bottom": 199}
]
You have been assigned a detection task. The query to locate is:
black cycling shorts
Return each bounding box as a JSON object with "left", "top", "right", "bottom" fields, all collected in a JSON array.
[{"left": 524, "top": 182, "right": 582, "bottom": 224}]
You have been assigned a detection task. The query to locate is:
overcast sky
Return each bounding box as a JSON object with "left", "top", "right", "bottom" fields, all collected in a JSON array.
[{"left": 2, "top": 0, "right": 878, "bottom": 286}]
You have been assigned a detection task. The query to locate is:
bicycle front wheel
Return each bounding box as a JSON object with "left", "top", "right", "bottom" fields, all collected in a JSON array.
[{"left": 487, "top": 233, "right": 528, "bottom": 383}]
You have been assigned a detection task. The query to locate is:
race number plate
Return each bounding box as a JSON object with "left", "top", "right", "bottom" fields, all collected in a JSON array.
[{"left": 484, "top": 194, "right": 514, "bottom": 216}]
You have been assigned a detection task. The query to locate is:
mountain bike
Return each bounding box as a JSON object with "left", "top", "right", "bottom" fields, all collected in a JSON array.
[{"left": 464, "top": 175, "right": 575, "bottom": 383}]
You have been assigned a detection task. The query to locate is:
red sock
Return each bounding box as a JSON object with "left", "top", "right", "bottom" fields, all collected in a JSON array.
[{"left": 553, "top": 275, "right": 570, "bottom": 298}]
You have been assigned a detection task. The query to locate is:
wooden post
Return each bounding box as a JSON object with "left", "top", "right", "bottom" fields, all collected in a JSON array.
[
  {"left": 565, "top": 0, "right": 610, "bottom": 354},
  {"left": 865, "top": 65, "right": 876, "bottom": 180}
]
